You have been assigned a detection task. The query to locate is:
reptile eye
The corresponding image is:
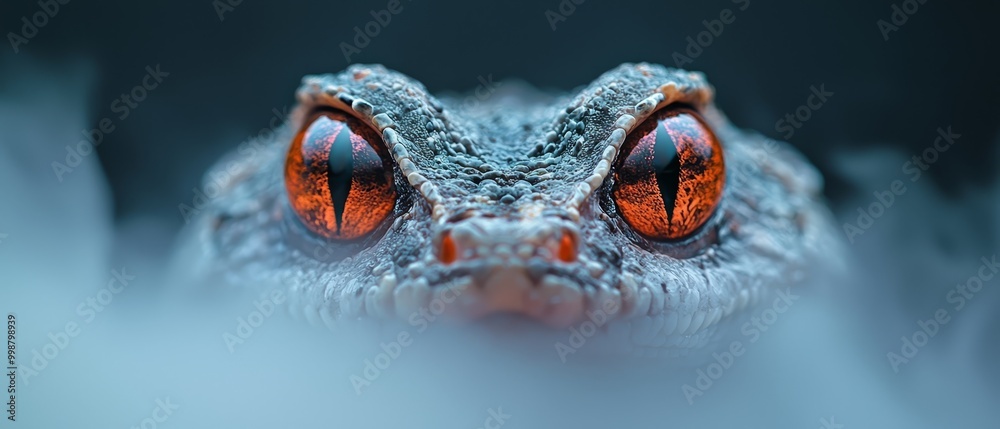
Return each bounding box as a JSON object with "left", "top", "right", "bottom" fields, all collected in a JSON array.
[
  {"left": 284, "top": 110, "right": 396, "bottom": 240},
  {"left": 612, "top": 108, "right": 724, "bottom": 241}
]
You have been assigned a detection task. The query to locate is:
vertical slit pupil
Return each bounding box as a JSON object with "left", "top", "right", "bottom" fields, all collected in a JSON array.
[
  {"left": 652, "top": 121, "right": 681, "bottom": 223},
  {"left": 327, "top": 125, "right": 354, "bottom": 232}
]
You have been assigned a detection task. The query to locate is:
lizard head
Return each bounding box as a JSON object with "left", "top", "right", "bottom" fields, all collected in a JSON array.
[{"left": 177, "top": 63, "right": 841, "bottom": 356}]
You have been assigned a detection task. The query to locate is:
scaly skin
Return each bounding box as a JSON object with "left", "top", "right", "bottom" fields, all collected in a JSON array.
[{"left": 175, "top": 63, "right": 842, "bottom": 356}]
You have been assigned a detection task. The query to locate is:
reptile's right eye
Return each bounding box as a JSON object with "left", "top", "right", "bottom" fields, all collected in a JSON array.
[
  {"left": 284, "top": 110, "right": 396, "bottom": 240},
  {"left": 612, "top": 107, "right": 725, "bottom": 241}
]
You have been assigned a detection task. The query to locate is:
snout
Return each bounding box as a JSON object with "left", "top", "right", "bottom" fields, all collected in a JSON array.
[{"left": 424, "top": 215, "right": 587, "bottom": 327}]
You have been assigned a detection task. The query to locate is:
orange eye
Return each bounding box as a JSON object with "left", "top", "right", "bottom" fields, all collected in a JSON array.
[
  {"left": 284, "top": 111, "right": 396, "bottom": 240},
  {"left": 612, "top": 108, "right": 725, "bottom": 241}
]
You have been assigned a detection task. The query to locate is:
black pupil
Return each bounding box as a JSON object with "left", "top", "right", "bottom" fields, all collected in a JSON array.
[
  {"left": 327, "top": 125, "right": 354, "bottom": 232},
  {"left": 652, "top": 121, "right": 681, "bottom": 222}
]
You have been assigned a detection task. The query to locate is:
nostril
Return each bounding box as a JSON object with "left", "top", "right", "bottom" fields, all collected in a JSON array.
[
  {"left": 439, "top": 231, "right": 457, "bottom": 264},
  {"left": 557, "top": 231, "right": 578, "bottom": 263}
]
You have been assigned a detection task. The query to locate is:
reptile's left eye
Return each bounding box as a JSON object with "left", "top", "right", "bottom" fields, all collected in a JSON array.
[
  {"left": 612, "top": 107, "right": 725, "bottom": 241},
  {"left": 284, "top": 110, "right": 396, "bottom": 240}
]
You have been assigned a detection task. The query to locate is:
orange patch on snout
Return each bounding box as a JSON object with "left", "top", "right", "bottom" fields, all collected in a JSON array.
[
  {"left": 439, "top": 232, "right": 457, "bottom": 264},
  {"left": 558, "top": 233, "right": 577, "bottom": 263}
]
